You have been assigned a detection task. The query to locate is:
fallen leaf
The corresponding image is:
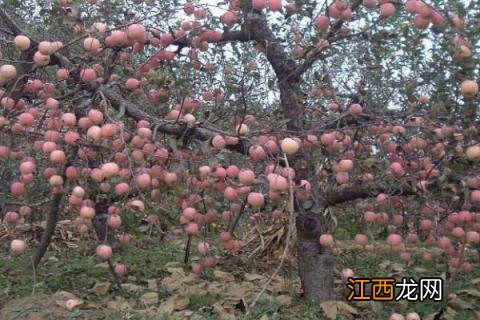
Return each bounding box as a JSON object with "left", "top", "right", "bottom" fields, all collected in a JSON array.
[
  {"left": 157, "top": 294, "right": 189, "bottom": 315},
  {"left": 122, "top": 283, "right": 143, "bottom": 292},
  {"left": 214, "top": 270, "right": 235, "bottom": 282},
  {"left": 213, "top": 303, "right": 236, "bottom": 320},
  {"left": 107, "top": 298, "right": 133, "bottom": 311},
  {"left": 147, "top": 279, "right": 158, "bottom": 290},
  {"left": 244, "top": 273, "right": 265, "bottom": 281},
  {"left": 92, "top": 282, "right": 111, "bottom": 296},
  {"left": 321, "top": 301, "right": 338, "bottom": 319},
  {"left": 174, "top": 310, "right": 194, "bottom": 318},
  {"left": 445, "top": 307, "right": 459, "bottom": 319},
  {"left": 140, "top": 292, "right": 159, "bottom": 306},
  {"left": 205, "top": 281, "right": 224, "bottom": 295},
  {"left": 94, "top": 262, "right": 110, "bottom": 270},
  {"left": 458, "top": 288, "right": 480, "bottom": 299},
  {"left": 167, "top": 267, "right": 186, "bottom": 277},
  {"left": 223, "top": 282, "right": 254, "bottom": 301},
  {"left": 165, "top": 261, "right": 182, "bottom": 267},
  {"left": 276, "top": 295, "right": 292, "bottom": 306},
  {"left": 172, "top": 294, "right": 190, "bottom": 310},
  {"left": 321, "top": 300, "right": 358, "bottom": 320},
  {"left": 448, "top": 293, "right": 473, "bottom": 310},
  {"left": 391, "top": 262, "right": 405, "bottom": 272},
  {"left": 53, "top": 291, "right": 77, "bottom": 307},
  {"left": 161, "top": 276, "right": 184, "bottom": 293},
  {"left": 378, "top": 260, "right": 391, "bottom": 270},
  {"left": 158, "top": 298, "right": 175, "bottom": 315},
  {"left": 369, "top": 300, "right": 382, "bottom": 316}
]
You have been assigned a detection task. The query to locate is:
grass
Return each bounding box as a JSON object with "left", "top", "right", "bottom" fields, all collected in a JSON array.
[{"left": 1, "top": 230, "right": 480, "bottom": 319}]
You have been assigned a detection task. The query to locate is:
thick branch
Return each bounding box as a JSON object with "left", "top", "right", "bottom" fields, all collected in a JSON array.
[
  {"left": 173, "top": 29, "right": 250, "bottom": 47},
  {"left": 98, "top": 86, "right": 250, "bottom": 154},
  {"left": 324, "top": 181, "right": 416, "bottom": 206},
  {"left": 0, "top": 7, "right": 25, "bottom": 36},
  {"left": 29, "top": 192, "right": 63, "bottom": 268},
  {"left": 246, "top": 12, "right": 297, "bottom": 82}
]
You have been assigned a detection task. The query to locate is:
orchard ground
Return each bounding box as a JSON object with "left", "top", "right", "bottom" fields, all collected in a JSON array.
[
  {"left": 1, "top": 220, "right": 480, "bottom": 320},
  {"left": 0, "top": 0, "right": 480, "bottom": 319}
]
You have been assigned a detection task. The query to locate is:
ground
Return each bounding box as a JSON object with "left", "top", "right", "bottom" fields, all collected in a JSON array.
[{"left": 1, "top": 221, "right": 480, "bottom": 319}]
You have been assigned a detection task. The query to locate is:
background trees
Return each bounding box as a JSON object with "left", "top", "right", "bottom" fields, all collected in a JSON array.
[{"left": 0, "top": 0, "right": 479, "bottom": 314}]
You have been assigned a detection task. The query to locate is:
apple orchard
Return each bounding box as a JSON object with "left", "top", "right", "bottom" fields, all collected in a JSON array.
[{"left": 0, "top": 0, "right": 479, "bottom": 305}]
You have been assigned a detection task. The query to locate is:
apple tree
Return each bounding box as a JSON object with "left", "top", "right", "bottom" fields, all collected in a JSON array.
[{"left": 0, "top": 0, "right": 479, "bottom": 303}]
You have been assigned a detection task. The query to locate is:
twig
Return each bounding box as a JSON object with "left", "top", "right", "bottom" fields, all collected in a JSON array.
[
  {"left": 184, "top": 235, "right": 192, "bottom": 263},
  {"left": 107, "top": 258, "right": 123, "bottom": 291},
  {"left": 228, "top": 197, "right": 248, "bottom": 234}
]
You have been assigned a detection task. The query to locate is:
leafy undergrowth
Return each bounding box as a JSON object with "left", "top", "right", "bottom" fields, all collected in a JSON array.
[{"left": 1, "top": 235, "right": 480, "bottom": 319}]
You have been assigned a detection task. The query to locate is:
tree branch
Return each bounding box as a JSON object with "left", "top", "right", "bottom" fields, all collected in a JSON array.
[
  {"left": 29, "top": 192, "right": 63, "bottom": 268},
  {"left": 0, "top": 7, "right": 25, "bottom": 36},
  {"left": 324, "top": 181, "right": 417, "bottom": 206},
  {"left": 173, "top": 29, "right": 250, "bottom": 47},
  {"left": 246, "top": 12, "right": 297, "bottom": 82},
  {"left": 97, "top": 85, "right": 250, "bottom": 154},
  {"left": 294, "top": 0, "right": 363, "bottom": 79}
]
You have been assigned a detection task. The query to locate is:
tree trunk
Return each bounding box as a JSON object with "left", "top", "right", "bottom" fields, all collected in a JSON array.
[
  {"left": 296, "top": 213, "right": 334, "bottom": 302},
  {"left": 29, "top": 192, "right": 63, "bottom": 268}
]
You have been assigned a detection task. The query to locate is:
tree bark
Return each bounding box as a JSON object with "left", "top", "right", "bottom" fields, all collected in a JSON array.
[
  {"left": 29, "top": 192, "right": 63, "bottom": 269},
  {"left": 295, "top": 208, "right": 334, "bottom": 302},
  {"left": 297, "top": 238, "right": 335, "bottom": 302}
]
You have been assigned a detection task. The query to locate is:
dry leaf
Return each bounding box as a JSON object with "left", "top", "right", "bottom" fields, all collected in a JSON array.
[
  {"left": 276, "top": 295, "right": 292, "bottom": 306},
  {"left": 122, "top": 283, "right": 143, "bottom": 292},
  {"left": 321, "top": 301, "right": 339, "bottom": 319},
  {"left": 369, "top": 300, "right": 382, "bottom": 315},
  {"left": 445, "top": 307, "right": 459, "bottom": 319},
  {"left": 158, "top": 298, "right": 176, "bottom": 315},
  {"left": 158, "top": 294, "right": 189, "bottom": 315},
  {"left": 205, "top": 281, "right": 224, "bottom": 295},
  {"left": 92, "top": 282, "right": 111, "bottom": 296},
  {"left": 321, "top": 300, "right": 358, "bottom": 320},
  {"left": 94, "top": 262, "right": 110, "bottom": 269},
  {"left": 245, "top": 273, "right": 265, "bottom": 281},
  {"left": 165, "top": 261, "right": 182, "bottom": 268},
  {"left": 167, "top": 267, "right": 186, "bottom": 277},
  {"left": 378, "top": 260, "right": 391, "bottom": 270},
  {"left": 448, "top": 294, "right": 473, "bottom": 310},
  {"left": 140, "top": 292, "right": 159, "bottom": 306},
  {"left": 214, "top": 270, "right": 235, "bottom": 282},
  {"left": 107, "top": 298, "right": 133, "bottom": 311},
  {"left": 174, "top": 310, "right": 195, "bottom": 318},
  {"left": 54, "top": 291, "right": 77, "bottom": 307},
  {"left": 391, "top": 262, "right": 405, "bottom": 272},
  {"left": 458, "top": 288, "right": 480, "bottom": 299},
  {"left": 213, "top": 303, "right": 236, "bottom": 320},
  {"left": 147, "top": 279, "right": 158, "bottom": 290},
  {"left": 161, "top": 276, "right": 184, "bottom": 293},
  {"left": 223, "top": 282, "right": 254, "bottom": 301},
  {"left": 171, "top": 294, "right": 190, "bottom": 310}
]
